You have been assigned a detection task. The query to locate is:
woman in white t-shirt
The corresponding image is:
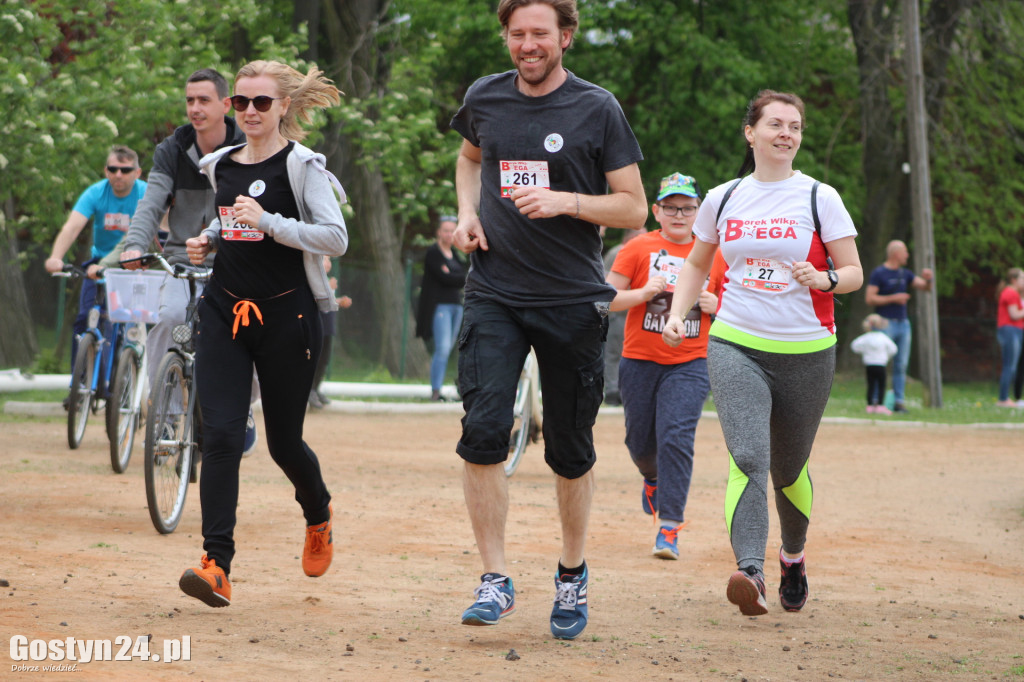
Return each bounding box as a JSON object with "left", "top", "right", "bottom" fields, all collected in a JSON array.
[{"left": 663, "top": 90, "right": 863, "bottom": 617}]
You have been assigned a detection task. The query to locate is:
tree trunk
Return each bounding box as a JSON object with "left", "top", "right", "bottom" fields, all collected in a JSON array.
[
  {"left": 845, "top": 0, "right": 975, "bottom": 373},
  {"left": 312, "top": 0, "right": 430, "bottom": 375},
  {"left": 0, "top": 199, "right": 39, "bottom": 369}
]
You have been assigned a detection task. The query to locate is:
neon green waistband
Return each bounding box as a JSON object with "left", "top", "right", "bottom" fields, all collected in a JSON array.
[{"left": 709, "top": 320, "right": 836, "bottom": 354}]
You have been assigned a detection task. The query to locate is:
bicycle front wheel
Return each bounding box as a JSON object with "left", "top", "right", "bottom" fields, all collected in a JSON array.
[
  {"left": 108, "top": 346, "right": 140, "bottom": 474},
  {"left": 67, "top": 332, "right": 97, "bottom": 450},
  {"left": 505, "top": 364, "right": 533, "bottom": 477},
  {"left": 145, "top": 352, "right": 194, "bottom": 534}
]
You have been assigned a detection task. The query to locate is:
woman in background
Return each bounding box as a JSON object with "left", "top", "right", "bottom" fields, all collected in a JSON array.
[
  {"left": 416, "top": 216, "right": 467, "bottom": 401},
  {"left": 996, "top": 267, "right": 1024, "bottom": 407}
]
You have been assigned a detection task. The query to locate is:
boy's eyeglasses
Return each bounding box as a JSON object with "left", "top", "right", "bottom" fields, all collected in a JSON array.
[
  {"left": 230, "top": 95, "right": 282, "bottom": 112},
  {"left": 657, "top": 204, "right": 697, "bottom": 217}
]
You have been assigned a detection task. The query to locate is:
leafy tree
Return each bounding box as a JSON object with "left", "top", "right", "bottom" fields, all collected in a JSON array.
[
  {"left": 4, "top": 0, "right": 1023, "bottom": 383},
  {"left": 0, "top": 0, "right": 305, "bottom": 369}
]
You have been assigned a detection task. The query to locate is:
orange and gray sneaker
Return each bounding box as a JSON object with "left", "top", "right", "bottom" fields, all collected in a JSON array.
[
  {"left": 179, "top": 555, "right": 231, "bottom": 607},
  {"left": 302, "top": 505, "right": 333, "bottom": 577}
]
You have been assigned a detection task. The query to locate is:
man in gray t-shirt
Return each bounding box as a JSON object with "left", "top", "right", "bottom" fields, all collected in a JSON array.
[{"left": 450, "top": 0, "right": 646, "bottom": 642}]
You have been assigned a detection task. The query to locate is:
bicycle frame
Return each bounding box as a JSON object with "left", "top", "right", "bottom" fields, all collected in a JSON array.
[
  {"left": 77, "top": 274, "right": 122, "bottom": 402},
  {"left": 134, "top": 252, "right": 209, "bottom": 533},
  {"left": 58, "top": 265, "right": 125, "bottom": 449}
]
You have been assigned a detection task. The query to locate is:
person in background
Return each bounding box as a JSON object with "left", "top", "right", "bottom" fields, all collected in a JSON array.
[
  {"left": 180, "top": 60, "right": 346, "bottom": 608},
  {"left": 601, "top": 226, "right": 643, "bottom": 406},
  {"left": 416, "top": 216, "right": 467, "bottom": 401},
  {"left": 308, "top": 255, "right": 352, "bottom": 409},
  {"left": 663, "top": 90, "right": 862, "bottom": 616},
  {"left": 1014, "top": 330, "right": 1024, "bottom": 406},
  {"left": 607, "top": 172, "right": 726, "bottom": 560},
  {"left": 995, "top": 267, "right": 1024, "bottom": 407},
  {"left": 864, "top": 239, "right": 933, "bottom": 413},
  {"left": 44, "top": 145, "right": 146, "bottom": 401},
  {"left": 850, "top": 314, "right": 899, "bottom": 415}
]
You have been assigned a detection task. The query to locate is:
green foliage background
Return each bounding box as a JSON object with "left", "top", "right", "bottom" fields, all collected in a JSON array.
[{"left": 3, "top": 0, "right": 1023, "bottom": 293}]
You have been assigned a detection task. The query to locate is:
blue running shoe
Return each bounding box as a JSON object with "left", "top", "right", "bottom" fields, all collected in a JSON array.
[
  {"left": 242, "top": 409, "right": 258, "bottom": 458},
  {"left": 550, "top": 564, "right": 588, "bottom": 640},
  {"left": 461, "top": 573, "right": 515, "bottom": 626},
  {"left": 641, "top": 479, "right": 657, "bottom": 516},
  {"left": 652, "top": 522, "right": 685, "bottom": 560}
]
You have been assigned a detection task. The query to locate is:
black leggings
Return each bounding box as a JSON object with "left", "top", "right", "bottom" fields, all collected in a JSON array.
[
  {"left": 865, "top": 365, "right": 887, "bottom": 406},
  {"left": 195, "top": 280, "right": 330, "bottom": 575}
]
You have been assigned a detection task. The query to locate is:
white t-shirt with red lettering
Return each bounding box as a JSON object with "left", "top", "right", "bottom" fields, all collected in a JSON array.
[{"left": 693, "top": 172, "right": 857, "bottom": 343}]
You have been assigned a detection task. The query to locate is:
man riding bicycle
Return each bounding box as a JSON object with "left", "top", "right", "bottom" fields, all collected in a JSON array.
[{"left": 45, "top": 144, "right": 147, "bottom": 406}]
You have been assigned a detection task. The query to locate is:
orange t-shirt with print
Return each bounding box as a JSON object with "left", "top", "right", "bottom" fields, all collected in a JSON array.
[{"left": 611, "top": 230, "right": 727, "bottom": 365}]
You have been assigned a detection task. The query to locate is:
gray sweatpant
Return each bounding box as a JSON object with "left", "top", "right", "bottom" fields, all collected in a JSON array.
[{"left": 707, "top": 338, "right": 835, "bottom": 574}]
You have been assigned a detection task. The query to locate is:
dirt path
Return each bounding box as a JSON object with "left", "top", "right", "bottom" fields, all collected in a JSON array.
[{"left": 1, "top": 411, "right": 1022, "bottom": 680}]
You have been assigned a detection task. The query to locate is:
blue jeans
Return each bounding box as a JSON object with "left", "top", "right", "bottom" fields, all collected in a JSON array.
[
  {"left": 997, "top": 326, "right": 1023, "bottom": 401},
  {"left": 430, "top": 303, "right": 463, "bottom": 392},
  {"left": 618, "top": 356, "right": 709, "bottom": 523},
  {"left": 881, "top": 317, "right": 911, "bottom": 404}
]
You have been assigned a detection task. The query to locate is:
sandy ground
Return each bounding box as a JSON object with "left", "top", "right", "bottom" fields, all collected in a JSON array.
[{"left": 1, "top": 408, "right": 1023, "bottom": 681}]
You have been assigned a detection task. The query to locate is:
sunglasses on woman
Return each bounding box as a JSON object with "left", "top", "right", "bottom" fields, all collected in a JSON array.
[{"left": 230, "top": 95, "right": 283, "bottom": 113}]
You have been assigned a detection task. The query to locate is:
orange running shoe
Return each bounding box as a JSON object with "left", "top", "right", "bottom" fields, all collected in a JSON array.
[
  {"left": 179, "top": 555, "right": 231, "bottom": 607},
  {"left": 303, "top": 505, "right": 333, "bottom": 577}
]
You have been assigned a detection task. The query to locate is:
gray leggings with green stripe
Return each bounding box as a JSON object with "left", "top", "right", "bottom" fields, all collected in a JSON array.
[{"left": 707, "top": 337, "right": 835, "bottom": 574}]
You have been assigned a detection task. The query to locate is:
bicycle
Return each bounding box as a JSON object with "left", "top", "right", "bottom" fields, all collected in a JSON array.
[
  {"left": 104, "top": 268, "right": 165, "bottom": 473},
  {"left": 135, "top": 252, "right": 210, "bottom": 534},
  {"left": 505, "top": 348, "right": 542, "bottom": 477},
  {"left": 53, "top": 264, "right": 122, "bottom": 451}
]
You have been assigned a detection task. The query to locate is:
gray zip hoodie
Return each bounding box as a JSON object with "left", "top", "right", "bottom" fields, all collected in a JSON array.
[
  {"left": 124, "top": 117, "right": 246, "bottom": 267},
  {"left": 199, "top": 142, "right": 349, "bottom": 312}
]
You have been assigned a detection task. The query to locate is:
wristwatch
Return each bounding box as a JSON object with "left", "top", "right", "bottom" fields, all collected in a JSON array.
[{"left": 824, "top": 269, "right": 839, "bottom": 292}]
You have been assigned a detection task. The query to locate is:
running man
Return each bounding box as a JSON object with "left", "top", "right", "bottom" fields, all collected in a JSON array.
[{"left": 451, "top": 0, "right": 646, "bottom": 640}]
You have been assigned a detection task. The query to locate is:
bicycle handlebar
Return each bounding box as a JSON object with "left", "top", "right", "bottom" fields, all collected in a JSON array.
[
  {"left": 119, "top": 253, "right": 211, "bottom": 282},
  {"left": 53, "top": 263, "right": 109, "bottom": 281}
]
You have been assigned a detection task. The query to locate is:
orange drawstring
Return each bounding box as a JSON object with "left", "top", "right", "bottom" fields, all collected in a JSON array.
[{"left": 231, "top": 300, "right": 264, "bottom": 339}]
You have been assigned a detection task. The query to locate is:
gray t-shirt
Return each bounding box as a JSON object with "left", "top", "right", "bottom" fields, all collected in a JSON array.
[{"left": 451, "top": 70, "right": 643, "bottom": 306}]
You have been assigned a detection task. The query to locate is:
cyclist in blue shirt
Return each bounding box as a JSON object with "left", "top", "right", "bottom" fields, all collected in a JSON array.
[{"left": 45, "top": 145, "right": 147, "bottom": 401}]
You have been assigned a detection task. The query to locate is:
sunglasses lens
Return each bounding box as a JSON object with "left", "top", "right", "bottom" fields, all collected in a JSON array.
[{"left": 231, "top": 95, "right": 275, "bottom": 112}]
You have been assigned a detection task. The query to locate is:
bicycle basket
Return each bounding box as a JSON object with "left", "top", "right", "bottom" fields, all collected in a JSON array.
[{"left": 105, "top": 270, "right": 166, "bottom": 324}]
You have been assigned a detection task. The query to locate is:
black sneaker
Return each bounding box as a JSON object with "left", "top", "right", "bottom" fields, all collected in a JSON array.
[
  {"left": 892, "top": 403, "right": 908, "bottom": 413},
  {"left": 779, "top": 552, "right": 808, "bottom": 612},
  {"left": 727, "top": 566, "right": 767, "bottom": 616}
]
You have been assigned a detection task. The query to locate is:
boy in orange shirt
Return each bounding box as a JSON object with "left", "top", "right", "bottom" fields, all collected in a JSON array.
[{"left": 607, "top": 173, "right": 726, "bottom": 559}]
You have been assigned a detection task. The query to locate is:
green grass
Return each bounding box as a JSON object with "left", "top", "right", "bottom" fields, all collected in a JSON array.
[
  {"left": 4, "top": 373, "right": 1020, "bottom": 426},
  {"left": 820, "top": 373, "right": 1021, "bottom": 424}
]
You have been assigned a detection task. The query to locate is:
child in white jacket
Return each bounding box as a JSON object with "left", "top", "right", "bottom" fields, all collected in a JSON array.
[{"left": 851, "top": 314, "right": 899, "bottom": 415}]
